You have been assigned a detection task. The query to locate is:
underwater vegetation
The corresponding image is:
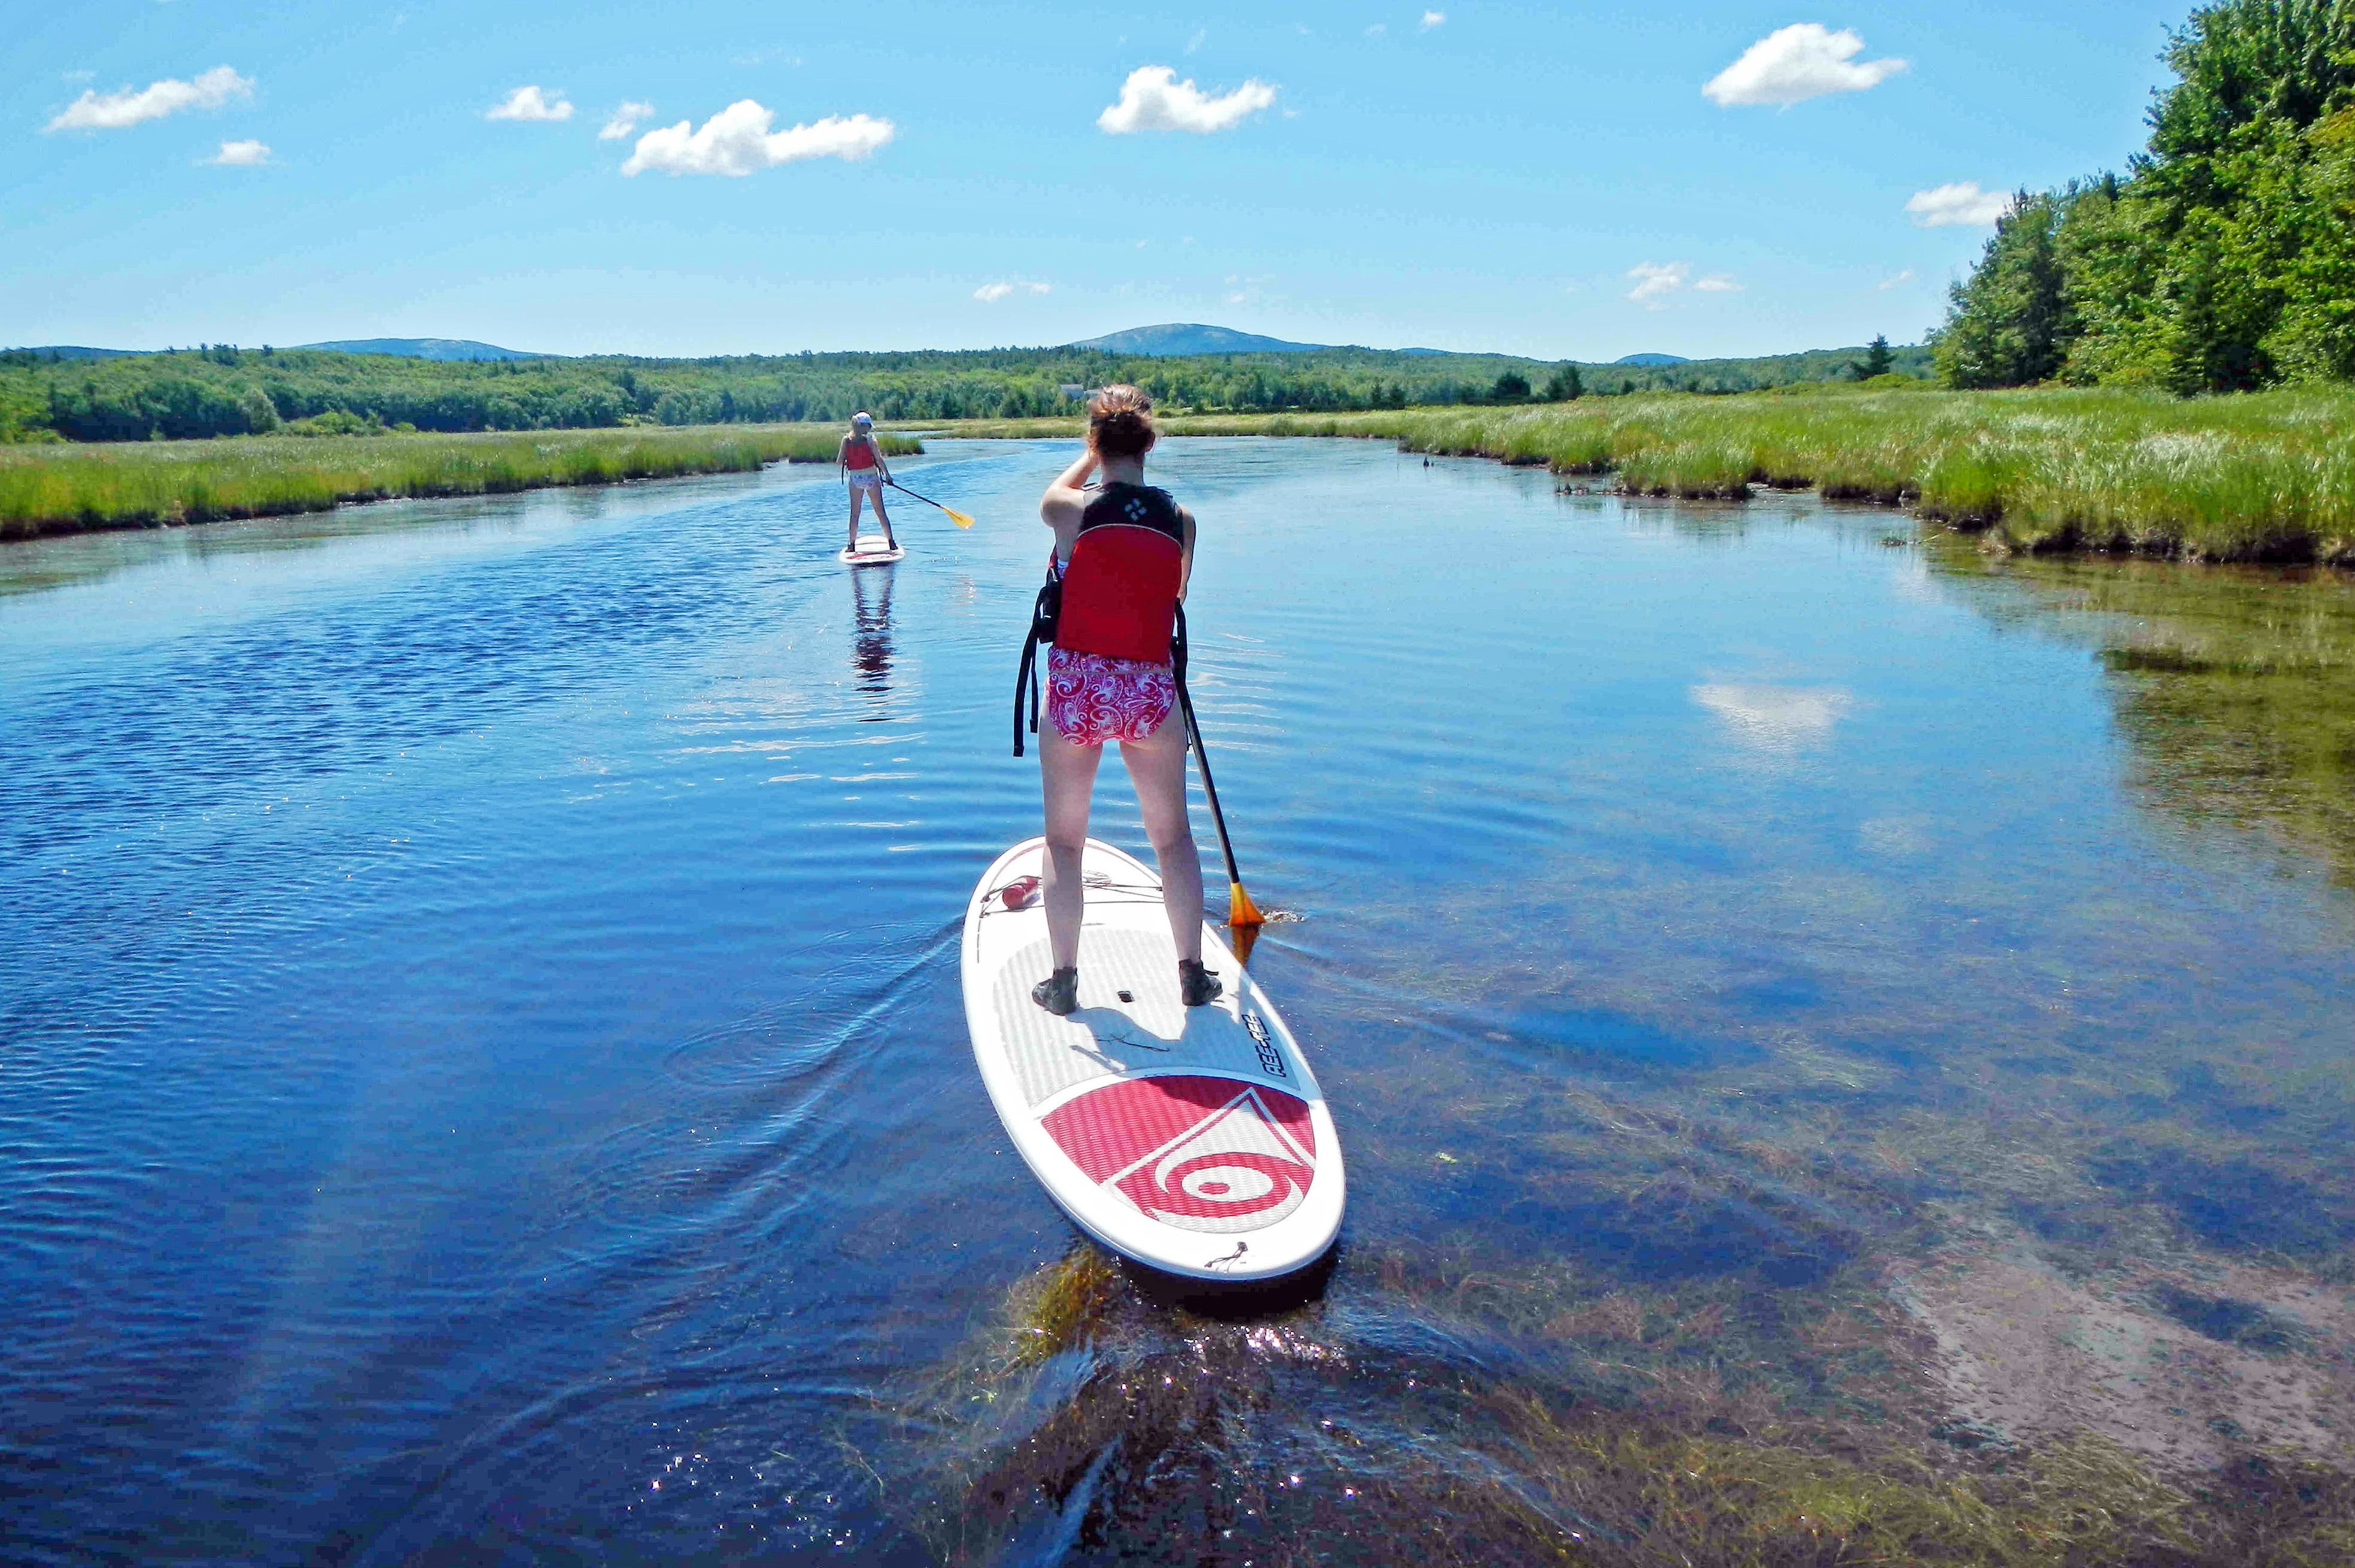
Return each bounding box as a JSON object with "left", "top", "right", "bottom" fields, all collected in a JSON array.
[
  {"left": 926, "top": 385, "right": 2355, "bottom": 566},
  {"left": 867, "top": 1244, "right": 2354, "bottom": 1567},
  {"left": 0, "top": 424, "right": 920, "bottom": 540}
]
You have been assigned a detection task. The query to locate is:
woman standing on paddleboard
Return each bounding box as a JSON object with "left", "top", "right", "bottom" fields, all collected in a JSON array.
[
  {"left": 1029, "top": 385, "right": 1220, "bottom": 1017},
  {"left": 837, "top": 411, "right": 898, "bottom": 555}
]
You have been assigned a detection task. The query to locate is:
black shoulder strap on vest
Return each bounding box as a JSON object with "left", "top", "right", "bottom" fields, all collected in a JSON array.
[{"left": 1012, "top": 557, "right": 1062, "bottom": 757}]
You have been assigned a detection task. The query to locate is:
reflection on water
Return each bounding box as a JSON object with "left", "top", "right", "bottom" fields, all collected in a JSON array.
[
  {"left": 1689, "top": 682, "right": 1855, "bottom": 755},
  {"left": 1, "top": 439, "right": 2348, "bottom": 1566},
  {"left": 1928, "top": 539, "right": 2355, "bottom": 888},
  {"left": 850, "top": 561, "right": 896, "bottom": 718}
]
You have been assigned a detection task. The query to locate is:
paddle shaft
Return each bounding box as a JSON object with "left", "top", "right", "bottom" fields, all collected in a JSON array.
[
  {"left": 1177, "top": 685, "right": 1247, "bottom": 899},
  {"left": 886, "top": 479, "right": 969, "bottom": 522}
]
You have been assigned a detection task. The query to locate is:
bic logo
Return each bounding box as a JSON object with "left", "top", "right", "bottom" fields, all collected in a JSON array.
[{"left": 1242, "top": 1011, "right": 1286, "bottom": 1078}]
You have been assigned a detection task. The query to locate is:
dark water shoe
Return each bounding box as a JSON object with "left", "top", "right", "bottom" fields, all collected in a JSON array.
[{"left": 1032, "top": 967, "right": 1078, "bottom": 1016}]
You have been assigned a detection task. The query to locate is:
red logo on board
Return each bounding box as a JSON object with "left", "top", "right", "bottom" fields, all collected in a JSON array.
[{"left": 1041, "top": 1075, "right": 1317, "bottom": 1234}]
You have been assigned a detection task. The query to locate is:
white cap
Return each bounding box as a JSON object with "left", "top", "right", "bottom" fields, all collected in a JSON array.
[{"left": 851, "top": 411, "right": 873, "bottom": 429}]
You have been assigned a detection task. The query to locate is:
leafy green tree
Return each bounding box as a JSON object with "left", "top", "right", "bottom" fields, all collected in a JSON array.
[
  {"left": 1491, "top": 370, "right": 1531, "bottom": 402},
  {"left": 1937, "top": 193, "right": 2074, "bottom": 387},
  {"left": 1542, "top": 364, "right": 1584, "bottom": 400}
]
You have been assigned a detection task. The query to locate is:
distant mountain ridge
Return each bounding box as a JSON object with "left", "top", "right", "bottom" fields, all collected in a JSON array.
[
  {"left": 7, "top": 346, "right": 145, "bottom": 360},
  {"left": 1063, "top": 325, "right": 1722, "bottom": 369},
  {"left": 296, "top": 338, "right": 543, "bottom": 361},
  {"left": 4, "top": 338, "right": 544, "bottom": 362},
  {"left": 1066, "top": 323, "right": 1334, "bottom": 356}
]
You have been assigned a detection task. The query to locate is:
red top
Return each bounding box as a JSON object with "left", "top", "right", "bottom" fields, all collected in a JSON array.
[{"left": 843, "top": 436, "right": 878, "bottom": 471}]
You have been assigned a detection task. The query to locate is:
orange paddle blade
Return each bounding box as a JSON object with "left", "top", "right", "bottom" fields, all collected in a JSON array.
[{"left": 1227, "top": 879, "right": 1265, "bottom": 929}]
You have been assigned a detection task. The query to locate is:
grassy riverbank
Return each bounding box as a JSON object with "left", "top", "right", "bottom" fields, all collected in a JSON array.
[
  {"left": 919, "top": 386, "right": 2355, "bottom": 566},
  {"left": 0, "top": 424, "right": 919, "bottom": 540}
]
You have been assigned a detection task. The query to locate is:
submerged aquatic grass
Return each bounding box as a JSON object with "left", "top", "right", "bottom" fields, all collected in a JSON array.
[
  {"left": 0, "top": 424, "right": 920, "bottom": 540},
  {"left": 922, "top": 386, "right": 2355, "bottom": 565},
  {"left": 880, "top": 1245, "right": 2355, "bottom": 1567}
]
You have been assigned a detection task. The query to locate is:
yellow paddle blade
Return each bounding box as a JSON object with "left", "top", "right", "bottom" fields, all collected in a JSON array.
[
  {"left": 1227, "top": 879, "right": 1265, "bottom": 929},
  {"left": 946, "top": 506, "right": 975, "bottom": 528}
]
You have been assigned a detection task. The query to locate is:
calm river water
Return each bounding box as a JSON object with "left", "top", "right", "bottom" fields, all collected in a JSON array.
[{"left": 3, "top": 438, "right": 2350, "bottom": 1565}]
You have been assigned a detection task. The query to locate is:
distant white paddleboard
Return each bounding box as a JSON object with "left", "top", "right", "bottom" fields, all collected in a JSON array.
[
  {"left": 839, "top": 534, "right": 904, "bottom": 564},
  {"left": 962, "top": 837, "right": 1344, "bottom": 1282}
]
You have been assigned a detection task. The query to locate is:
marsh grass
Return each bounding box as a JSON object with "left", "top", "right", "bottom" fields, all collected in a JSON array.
[
  {"left": 921, "top": 387, "right": 2355, "bottom": 565},
  {"left": 0, "top": 424, "right": 920, "bottom": 540}
]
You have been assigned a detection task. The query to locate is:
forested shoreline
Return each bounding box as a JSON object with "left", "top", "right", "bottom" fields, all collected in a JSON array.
[{"left": 0, "top": 341, "right": 1932, "bottom": 447}]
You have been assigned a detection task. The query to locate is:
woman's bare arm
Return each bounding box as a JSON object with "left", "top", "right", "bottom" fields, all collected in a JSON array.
[
  {"left": 1178, "top": 506, "right": 1198, "bottom": 598},
  {"left": 1040, "top": 449, "right": 1098, "bottom": 559}
]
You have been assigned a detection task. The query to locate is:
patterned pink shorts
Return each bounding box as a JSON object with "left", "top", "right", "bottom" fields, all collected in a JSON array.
[{"left": 1046, "top": 647, "right": 1175, "bottom": 746}]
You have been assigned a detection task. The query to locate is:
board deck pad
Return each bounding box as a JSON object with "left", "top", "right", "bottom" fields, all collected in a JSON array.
[
  {"left": 839, "top": 534, "right": 903, "bottom": 564},
  {"left": 962, "top": 837, "right": 1343, "bottom": 1280}
]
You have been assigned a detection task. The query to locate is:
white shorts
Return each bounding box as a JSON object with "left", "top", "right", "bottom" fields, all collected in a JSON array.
[{"left": 845, "top": 469, "right": 883, "bottom": 491}]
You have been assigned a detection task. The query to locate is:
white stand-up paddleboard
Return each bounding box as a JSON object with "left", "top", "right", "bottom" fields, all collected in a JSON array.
[
  {"left": 839, "top": 534, "right": 904, "bottom": 564},
  {"left": 962, "top": 837, "right": 1344, "bottom": 1282}
]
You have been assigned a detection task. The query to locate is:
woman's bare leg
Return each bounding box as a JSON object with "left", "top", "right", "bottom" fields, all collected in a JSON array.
[
  {"left": 1039, "top": 728, "right": 1105, "bottom": 972},
  {"left": 871, "top": 489, "right": 897, "bottom": 550},
  {"left": 846, "top": 485, "right": 865, "bottom": 549},
  {"left": 1119, "top": 721, "right": 1205, "bottom": 965}
]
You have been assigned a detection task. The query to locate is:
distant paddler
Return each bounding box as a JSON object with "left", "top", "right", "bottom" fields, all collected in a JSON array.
[{"left": 837, "top": 411, "right": 900, "bottom": 557}]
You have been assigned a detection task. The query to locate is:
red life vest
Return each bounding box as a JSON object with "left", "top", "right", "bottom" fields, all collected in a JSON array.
[
  {"left": 1054, "top": 483, "right": 1184, "bottom": 664},
  {"left": 843, "top": 436, "right": 878, "bottom": 470}
]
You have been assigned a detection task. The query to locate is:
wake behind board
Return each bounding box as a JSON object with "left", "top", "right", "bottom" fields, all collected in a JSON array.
[
  {"left": 839, "top": 534, "right": 904, "bottom": 565},
  {"left": 962, "top": 837, "right": 1343, "bottom": 1283}
]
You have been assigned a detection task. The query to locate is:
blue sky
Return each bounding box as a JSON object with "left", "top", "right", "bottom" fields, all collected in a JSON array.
[{"left": 7, "top": 2, "right": 2190, "bottom": 360}]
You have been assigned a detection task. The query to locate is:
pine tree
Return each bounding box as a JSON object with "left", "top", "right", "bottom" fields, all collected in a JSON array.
[
  {"left": 1849, "top": 335, "right": 1896, "bottom": 380},
  {"left": 1542, "top": 364, "right": 1585, "bottom": 401}
]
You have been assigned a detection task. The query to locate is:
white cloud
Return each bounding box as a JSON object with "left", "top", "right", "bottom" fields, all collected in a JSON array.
[
  {"left": 974, "top": 281, "right": 1050, "bottom": 303},
  {"left": 1625, "top": 260, "right": 1690, "bottom": 306},
  {"left": 1877, "top": 268, "right": 1916, "bottom": 290},
  {"left": 1421, "top": 10, "right": 1446, "bottom": 26},
  {"left": 1695, "top": 272, "right": 1742, "bottom": 293},
  {"left": 487, "top": 84, "right": 573, "bottom": 122},
  {"left": 44, "top": 65, "right": 252, "bottom": 132},
  {"left": 599, "top": 101, "right": 655, "bottom": 141},
  {"left": 621, "top": 102, "right": 894, "bottom": 176},
  {"left": 1186, "top": 28, "right": 1207, "bottom": 54},
  {"left": 1703, "top": 24, "right": 1906, "bottom": 108},
  {"left": 1905, "top": 181, "right": 2011, "bottom": 227},
  {"left": 1224, "top": 291, "right": 1248, "bottom": 305},
  {"left": 1366, "top": 23, "right": 1388, "bottom": 37},
  {"left": 1097, "top": 65, "right": 1277, "bottom": 133},
  {"left": 208, "top": 138, "right": 271, "bottom": 166}
]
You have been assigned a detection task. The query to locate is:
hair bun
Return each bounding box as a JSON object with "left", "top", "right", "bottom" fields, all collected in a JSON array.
[{"left": 1086, "top": 384, "right": 1157, "bottom": 459}]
